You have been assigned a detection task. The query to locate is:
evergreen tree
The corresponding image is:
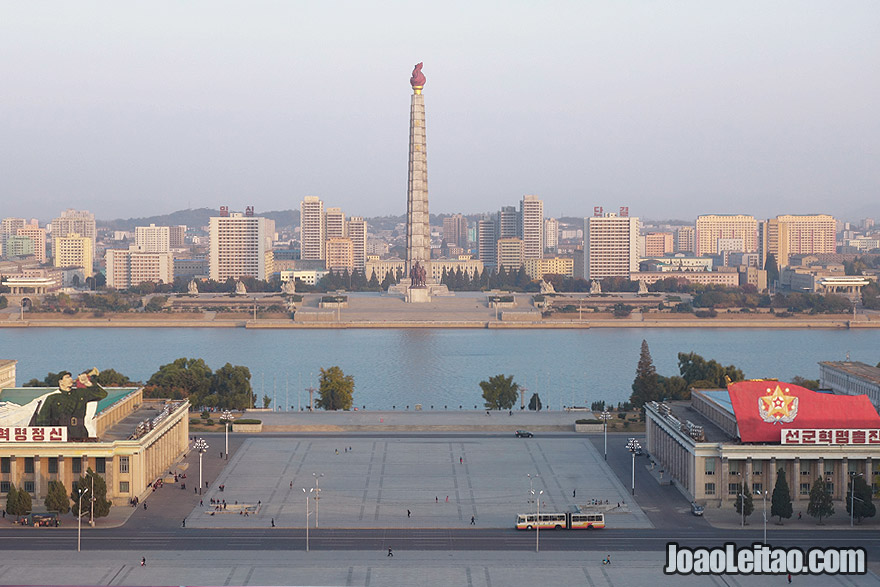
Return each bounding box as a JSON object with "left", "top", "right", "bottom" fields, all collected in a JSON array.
[
  {"left": 479, "top": 267, "right": 490, "bottom": 289},
  {"left": 630, "top": 340, "right": 663, "bottom": 407},
  {"left": 5, "top": 484, "right": 20, "bottom": 516},
  {"left": 765, "top": 253, "right": 779, "bottom": 286},
  {"left": 807, "top": 476, "right": 834, "bottom": 524},
  {"left": 45, "top": 480, "right": 70, "bottom": 513},
  {"left": 528, "top": 392, "right": 542, "bottom": 411},
  {"left": 733, "top": 481, "right": 754, "bottom": 521},
  {"left": 770, "top": 468, "right": 793, "bottom": 524},
  {"left": 380, "top": 271, "right": 395, "bottom": 291},
  {"left": 71, "top": 468, "right": 111, "bottom": 519},
  {"left": 316, "top": 366, "right": 355, "bottom": 411},
  {"left": 368, "top": 270, "right": 380, "bottom": 291},
  {"left": 846, "top": 474, "right": 876, "bottom": 523},
  {"left": 16, "top": 486, "right": 33, "bottom": 516},
  {"left": 440, "top": 267, "right": 449, "bottom": 287}
]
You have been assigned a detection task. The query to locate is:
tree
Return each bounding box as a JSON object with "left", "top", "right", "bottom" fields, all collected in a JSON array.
[
  {"left": 807, "top": 476, "right": 834, "bottom": 524},
  {"left": 770, "top": 468, "right": 793, "bottom": 524},
  {"left": 790, "top": 376, "right": 819, "bottom": 391},
  {"left": 94, "top": 368, "right": 138, "bottom": 387},
  {"left": 262, "top": 394, "right": 272, "bottom": 409},
  {"left": 479, "top": 374, "right": 519, "bottom": 410},
  {"left": 145, "top": 358, "right": 213, "bottom": 401},
  {"left": 209, "top": 363, "right": 255, "bottom": 410},
  {"left": 630, "top": 340, "right": 662, "bottom": 407},
  {"left": 5, "top": 484, "right": 20, "bottom": 517},
  {"left": 733, "top": 481, "right": 754, "bottom": 521},
  {"left": 846, "top": 474, "right": 876, "bottom": 524},
  {"left": 45, "top": 480, "right": 70, "bottom": 514},
  {"left": 23, "top": 372, "right": 65, "bottom": 388},
  {"left": 316, "top": 366, "right": 354, "bottom": 411},
  {"left": 70, "top": 468, "right": 111, "bottom": 519},
  {"left": 528, "top": 392, "right": 542, "bottom": 411}
]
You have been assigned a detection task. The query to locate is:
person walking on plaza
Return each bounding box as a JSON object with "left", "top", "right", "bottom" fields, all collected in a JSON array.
[
  {"left": 181, "top": 519, "right": 185, "bottom": 528},
  {"left": 271, "top": 518, "right": 275, "bottom": 528},
  {"left": 407, "top": 509, "right": 411, "bottom": 518},
  {"left": 141, "top": 557, "right": 146, "bottom": 567},
  {"left": 387, "top": 548, "right": 393, "bottom": 557},
  {"left": 470, "top": 516, "right": 475, "bottom": 525},
  {"left": 573, "top": 489, "right": 576, "bottom": 498}
]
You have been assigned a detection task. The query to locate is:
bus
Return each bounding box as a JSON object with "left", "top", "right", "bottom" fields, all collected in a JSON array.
[{"left": 515, "top": 511, "right": 605, "bottom": 530}]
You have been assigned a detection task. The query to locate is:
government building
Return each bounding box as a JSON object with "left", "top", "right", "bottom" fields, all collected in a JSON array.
[
  {"left": 646, "top": 377, "right": 880, "bottom": 509},
  {"left": 0, "top": 360, "right": 189, "bottom": 507}
]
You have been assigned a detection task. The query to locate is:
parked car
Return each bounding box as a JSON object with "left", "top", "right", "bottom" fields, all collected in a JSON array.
[
  {"left": 515, "top": 430, "right": 533, "bottom": 438},
  {"left": 691, "top": 502, "right": 704, "bottom": 516}
]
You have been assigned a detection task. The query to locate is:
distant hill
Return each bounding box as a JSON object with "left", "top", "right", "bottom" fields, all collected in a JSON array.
[{"left": 100, "top": 208, "right": 301, "bottom": 231}]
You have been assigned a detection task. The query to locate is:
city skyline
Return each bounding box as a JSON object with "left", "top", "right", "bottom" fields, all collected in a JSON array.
[{"left": 1, "top": 3, "right": 877, "bottom": 222}]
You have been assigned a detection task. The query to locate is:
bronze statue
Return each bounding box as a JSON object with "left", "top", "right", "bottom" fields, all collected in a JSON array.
[
  {"left": 410, "top": 62, "right": 426, "bottom": 87},
  {"left": 410, "top": 261, "right": 427, "bottom": 287}
]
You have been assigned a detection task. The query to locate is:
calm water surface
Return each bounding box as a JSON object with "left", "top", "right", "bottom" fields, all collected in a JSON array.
[{"left": 0, "top": 328, "right": 877, "bottom": 409}]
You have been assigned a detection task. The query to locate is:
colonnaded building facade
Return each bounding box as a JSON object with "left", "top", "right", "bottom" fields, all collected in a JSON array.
[
  {"left": 647, "top": 377, "right": 880, "bottom": 508},
  {"left": 0, "top": 360, "right": 189, "bottom": 506}
]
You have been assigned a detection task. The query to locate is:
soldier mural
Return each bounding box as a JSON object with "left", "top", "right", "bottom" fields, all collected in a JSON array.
[{"left": 22, "top": 368, "right": 106, "bottom": 441}]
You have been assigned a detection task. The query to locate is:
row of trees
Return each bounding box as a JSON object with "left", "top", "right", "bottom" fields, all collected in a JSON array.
[
  {"left": 5, "top": 469, "right": 110, "bottom": 519},
  {"left": 734, "top": 469, "right": 875, "bottom": 525},
  {"left": 630, "top": 341, "right": 745, "bottom": 407},
  {"left": 479, "top": 374, "right": 542, "bottom": 410},
  {"left": 145, "top": 358, "right": 255, "bottom": 410}
]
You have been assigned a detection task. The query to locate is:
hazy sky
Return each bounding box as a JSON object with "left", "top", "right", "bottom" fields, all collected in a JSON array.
[{"left": 1, "top": 2, "right": 878, "bottom": 222}]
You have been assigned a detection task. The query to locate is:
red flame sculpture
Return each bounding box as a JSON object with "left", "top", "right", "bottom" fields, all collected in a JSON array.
[{"left": 410, "top": 62, "right": 426, "bottom": 88}]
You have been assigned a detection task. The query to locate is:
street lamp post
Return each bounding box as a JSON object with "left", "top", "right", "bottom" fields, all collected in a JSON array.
[
  {"left": 89, "top": 473, "right": 95, "bottom": 527},
  {"left": 850, "top": 472, "right": 864, "bottom": 527},
  {"left": 626, "top": 438, "right": 641, "bottom": 495},
  {"left": 302, "top": 487, "right": 314, "bottom": 551},
  {"left": 756, "top": 490, "right": 768, "bottom": 543},
  {"left": 530, "top": 488, "right": 544, "bottom": 552},
  {"left": 600, "top": 411, "right": 612, "bottom": 460},
  {"left": 313, "top": 473, "right": 324, "bottom": 528},
  {"left": 77, "top": 487, "right": 89, "bottom": 552},
  {"left": 739, "top": 493, "right": 746, "bottom": 528},
  {"left": 195, "top": 438, "right": 209, "bottom": 495},
  {"left": 527, "top": 473, "right": 539, "bottom": 497},
  {"left": 222, "top": 410, "right": 234, "bottom": 460}
]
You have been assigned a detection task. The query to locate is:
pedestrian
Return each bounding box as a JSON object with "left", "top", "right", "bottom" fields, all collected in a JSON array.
[
  {"left": 606, "top": 555, "right": 611, "bottom": 564},
  {"left": 143, "top": 502, "right": 147, "bottom": 510},
  {"left": 407, "top": 509, "right": 411, "bottom": 518},
  {"left": 387, "top": 547, "right": 393, "bottom": 557},
  {"left": 271, "top": 518, "right": 275, "bottom": 527},
  {"left": 335, "top": 448, "right": 338, "bottom": 455},
  {"left": 435, "top": 496, "right": 438, "bottom": 503},
  {"left": 470, "top": 515, "right": 475, "bottom": 525},
  {"left": 290, "top": 481, "right": 293, "bottom": 489},
  {"left": 141, "top": 557, "right": 146, "bottom": 567},
  {"left": 573, "top": 489, "right": 576, "bottom": 498},
  {"left": 205, "top": 481, "right": 208, "bottom": 488},
  {"left": 787, "top": 573, "right": 792, "bottom": 583},
  {"left": 446, "top": 496, "right": 449, "bottom": 503},
  {"left": 182, "top": 519, "right": 186, "bottom": 528},
  {"left": 798, "top": 511, "right": 802, "bottom": 520},
  {"left": 460, "top": 457, "right": 463, "bottom": 464},
  {"left": 200, "top": 499, "right": 203, "bottom": 506}
]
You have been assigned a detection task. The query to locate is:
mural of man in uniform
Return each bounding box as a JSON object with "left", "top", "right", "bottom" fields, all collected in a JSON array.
[{"left": 34, "top": 368, "right": 107, "bottom": 441}]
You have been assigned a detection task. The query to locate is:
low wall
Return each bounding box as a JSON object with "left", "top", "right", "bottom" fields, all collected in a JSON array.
[{"left": 233, "top": 423, "right": 262, "bottom": 433}]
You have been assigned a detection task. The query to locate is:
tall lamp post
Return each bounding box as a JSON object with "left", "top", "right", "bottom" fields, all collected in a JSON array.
[
  {"left": 600, "top": 411, "right": 612, "bottom": 460},
  {"left": 527, "top": 473, "right": 539, "bottom": 497},
  {"left": 77, "top": 487, "right": 89, "bottom": 552},
  {"left": 195, "top": 438, "right": 209, "bottom": 495},
  {"left": 738, "top": 493, "right": 746, "bottom": 528},
  {"left": 756, "top": 490, "right": 768, "bottom": 543},
  {"left": 302, "top": 487, "right": 314, "bottom": 551},
  {"left": 89, "top": 473, "right": 95, "bottom": 527},
  {"left": 626, "top": 438, "right": 641, "bottom": 495},
  {"left": 530, "top": 488, "right": 544, "bottom": 552},
  {"left": 222, "top": 410, "right": 234, "bottom": 460},
  {"left": 850, "top": 472, "right": 864, "bottom": 528},
  {"left": 313, "top": 472, "right": 324, "bottom": 528}
]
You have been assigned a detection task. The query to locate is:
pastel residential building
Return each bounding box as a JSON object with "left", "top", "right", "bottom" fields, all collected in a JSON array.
[
  {"left": 300, "top": 196, "right": 325, "bottom": 261},
  {"left": 584, "top": 210, "right": 640, "bottom": 280},
  {"left": 695, "top": 215, "right": 757, "bottom": 256},
  {"left": 496, "top": 237, "right": 524, "bottom": 272},
  {"left": 523, "top": 257, "right": 574, "bottom": 280},
  {"left": 53, "top": 233, "right": 94, "bottom": 278},
  {"left": 520, "top": 195, "right": 544, "bottom": 260},
  {"left": 134, "top": 224, "right": 171, "bottom": 253},
  {"left": 16, "top": 224, "right": 46, "bottom": 263},
  {"left": 51, "top": 209, "right": 96, "bottom": 258},
  {"left": 346, "top": 217, "right": 367, "bottom": 272},
  {"left": 208, "top": 213, "right": 275, "bottom": 281},
  {"left": 325, "top": 237, "right": 354, "bottom": 272},
  {"left": 106, "top": 249, "right": 173, "bottom": 290}
]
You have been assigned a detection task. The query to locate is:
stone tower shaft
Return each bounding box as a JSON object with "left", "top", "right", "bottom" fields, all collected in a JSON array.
[{"left": 406, "top": 91, "right": 430, "bottom": 272}]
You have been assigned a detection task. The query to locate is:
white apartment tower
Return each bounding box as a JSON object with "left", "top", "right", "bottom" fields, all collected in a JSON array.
[
  {"left": 544, "top": 218, "right": 559, "bottom": 253},
  {"left": 584, "top": 209, "right": 640, "bottom": 280},
  {"left": 347, "top": 217, "right": 367, "bottom": 272},
  {"left": 51, "top": 209, "right": 96, "bottom": 257},
  {"left": 209, "top": 213, "right": 274, "bottom": 281},
  {"left": 675, "top": 226, "right": 695, "bottom": 253},
  {"left": 478, "top": 219, "right": 497, "bottom": 268},
  {"left": 106, "top": 249, "right": 173, "bottom": 290},
  {"left": 520, "top": 195, "right": 544, "bottom": 260},
  {"left": 135, "top": 224, "right": 171, "bottom": 253},
  {"left": 325, "top": 207, "right": 346, "bottom": 240},
  {"left": 300, "top": 196, "right": 325, "bottom": 261}
]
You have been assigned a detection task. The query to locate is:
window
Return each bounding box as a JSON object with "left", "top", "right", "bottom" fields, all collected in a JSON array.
[
  {"left": 752, "top": 462, "right": 762, "bottom": 475},
  {"left": 24, "top": 457, "right": 34, "bottom": 474},
  {"left": 0, "top": 457, "right": 9, "bottom": 474},
  {"left": 96, "top": 457, "right": 106, "bottom": 474},
  {"left": 801, "top": 468, "right": 811, "bottom": 476},
  {"left": 705, "top": 482, "right": 716, "bottom": 495},
  {"left": 728, "top": 483, "right": 740, "bottom": 496},
  {"left": 24, "top": 481, "right": 34, "bottom": 493},
  {"left": 119, "top": 481, "right": 130, "bottom": 494},
  {"left": 119, "top": 457, "right": 129, "bottom": 474},
  {"left": 72, "top": 457, "right": 82, "bottom": 474},
  {"left": 800, "top": 482, "right": 810, "bottom": 496},
  {"left": 0, "top": 481, "right": 9, "bottom": 493},
  {"left": 824, "top": 466, "right": 834, "bottom": 477},
  {"left": 728, "top": 461, "right": 740, "bottom": 476},
  {"left": 48, "top": 457, "right": 58, "bottom": 474},
  {"left": 752, "top": 483, "right": 763, "bottom": 494},
  {"left": 704, "top": 459, "right": 715, "bottom": 476}
]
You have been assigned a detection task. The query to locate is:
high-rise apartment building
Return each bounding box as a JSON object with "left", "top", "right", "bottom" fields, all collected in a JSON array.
[
  {"left": 300, "top": 196, "right": 325, "bottom": 261},
  {"left": 477, "top": 218, "right": 497, "bottom": 268},
  {"left": 544, "top": 218, "right": 559, "bottom": 253},
  {"left": 106, "top": 249, "right": 173, "bottom": 290},
  {"left": 775, "top": 214, "right": 836, "bottom": 255},
  {"left": 584, "top": 210, "right": 640, "bottom": 280},
  {"left": 695, "top": 215, "right": 757, "bottom": 256},
  {"left": 208, "top": 213, "right": 274, "bottom": 281},
  {"left": 520, "top": 195, "right": 544, "bottom": 260},
  {"left": 169, "top": 225, "right": 187, "bottom": 248},
  {"left": 442, "top": 214, "right": 468, "bottom": 249},
  {"left": 1, "top": 218, "right": 26, "bottom": 257},
  {"left": 135, "top": 224, "right": 171, "bottom": 253},
  {"left": 325, "top": 207, "right": 346, "bottom": 240},
  {"left": 51, "top": 209, "right": 96, "bottom": 258},
  {"left": 16, "top": 224, "right": 46, "bottom": 263},
  {"left": 758, "top": 219, "right": 790, "bottom": 269},
  {"left": 325, "top": 237, "right": 354, "bottom": 272},
  {"left": 643, "top": 232, "right": 674, "bottom": 258},
  {"left": 675, "top": 226, "right": 695, "bottom": 253},
  {"left": 496, "top": 237, "right": 524, "bottom": 272},
  {"left": 346, "top": 217, "right": 367, "bottom": 272},
  {"left": 498, "top": 206, "right": 519, "bottom": 239},
  {"left": 4, "top": 235, "right": 35, "bottom": 258},
  {"left": 53, "top": 233, "right": 94, "bottom": 277}
]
